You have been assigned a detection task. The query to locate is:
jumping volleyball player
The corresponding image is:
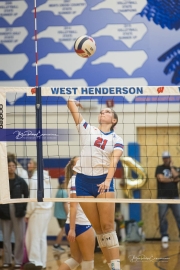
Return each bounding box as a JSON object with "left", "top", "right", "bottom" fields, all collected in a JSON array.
[
  {"left": 59, "top": 157, "right": 95, "bottom": 270},
  {"left": 67, "top": 100, "right": 123, "bottom": 270}
]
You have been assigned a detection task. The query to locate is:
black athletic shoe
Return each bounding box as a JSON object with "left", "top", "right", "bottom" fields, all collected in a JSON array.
[{"left": 23, "top": 262, "right": 42, "bottom": 270}]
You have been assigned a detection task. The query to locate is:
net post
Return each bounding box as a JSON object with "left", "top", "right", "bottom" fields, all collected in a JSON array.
[{"left": 36, "top": 87, "right": 44, "bottom": 202}]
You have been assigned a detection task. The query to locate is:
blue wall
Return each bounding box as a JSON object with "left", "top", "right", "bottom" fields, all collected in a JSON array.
[{"left": 0, "top": 0, "right": 180, "bottom": 86}]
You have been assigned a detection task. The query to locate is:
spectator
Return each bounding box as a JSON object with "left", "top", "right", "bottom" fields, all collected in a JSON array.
[
  {"left": 155, "top": 151, "right": 180, "bottom": 248},
  {"left": 7, "top": 153, "right": 29, "bottom": 186},
  {"left": 0, "top": 159, "right": 29, "bottom": 269},
  {"left": 24, "top": 159, "right": 53, "bottom": 270},
  {"left": 53, "top": 176, "right": 68, "bottom": 253}
]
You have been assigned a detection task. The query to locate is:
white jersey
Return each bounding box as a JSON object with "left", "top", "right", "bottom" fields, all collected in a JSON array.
[
  {"left": 73, "top": 119, "right": 124, "bottom": 176},
  {"left": 66, "top": 175, "right": 91, "bottom": 225}
]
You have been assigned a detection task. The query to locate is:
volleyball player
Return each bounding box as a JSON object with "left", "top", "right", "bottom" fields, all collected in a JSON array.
[
  {"left": 67, "top": 100, "right": 123, "bottom": 270},
  {"left": 59, "top": 157, "right": 95, "bottom": 270}
]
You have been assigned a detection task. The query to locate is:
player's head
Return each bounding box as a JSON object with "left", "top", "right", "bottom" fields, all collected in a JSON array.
[
  {"left": 8, "top": 159, "right": 17, "bottom": 176},
  {"left": 98, "top": 108, "right": 118, "bottom": 131},
  {"left": 7, "top": 152, "right": 22, "bottom": 167},
  {"left": 58, "top": 175, "right": 66, "bottom": 189},
  {"left": 162, "top": 151, "right": 171, "bottom": 166},
  {"left": 7, "top": 152, "right": 16, "bottom": 160},
  {"left": 65, "top": 156, "right": 79, "bottom": 187},
  {"left": 28, "top": 159, "right": 37, "bottom": 173}
]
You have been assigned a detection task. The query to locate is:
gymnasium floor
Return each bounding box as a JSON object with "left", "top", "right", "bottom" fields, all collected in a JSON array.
[
  {"left": 0, "top": 241, "right": 179, "bottom": 269},
  {"left": 46, "top": 241, "right": 180, "bottom": 270}
]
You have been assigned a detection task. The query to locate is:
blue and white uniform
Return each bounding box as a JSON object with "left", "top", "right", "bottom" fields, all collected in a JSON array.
[
  {"left": 65, "top": 175, "right": 92, "bottom": 237},
  {"left": 73, "top": 119, "right": 124, "bottom": 197}
]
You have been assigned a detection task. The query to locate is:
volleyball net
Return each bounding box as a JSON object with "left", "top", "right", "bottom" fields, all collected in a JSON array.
[{"left": 0, "top": 86, "right": 180, "bottom": 204}]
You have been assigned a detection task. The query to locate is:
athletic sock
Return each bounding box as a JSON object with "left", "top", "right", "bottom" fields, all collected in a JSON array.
[
  {"left": 111, "top": 259, "right": 121, "bottom": 270},
  {"left": 108, "top": 262, "right": 111, "bottom": 269},
  {"left": 81, "top": 260, "right": 94, "bottom": 270}
]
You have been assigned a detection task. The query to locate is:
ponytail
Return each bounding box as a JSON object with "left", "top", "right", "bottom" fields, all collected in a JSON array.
[
  {"left": 110, "top": 109, "right": 118, "bottom": 131},
  {"left": 65, "top": 156, "right": 78, "bottom": 187}
]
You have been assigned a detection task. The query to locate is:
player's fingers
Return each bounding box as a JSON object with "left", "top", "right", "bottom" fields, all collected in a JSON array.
[
  {"left": 99, "top": 185, "right": 110, "bottom": 193},
  {"left": 98, "top": 182, "right": 110, "bottom": 192},
  {"left": 68, "top": 236, "right": 75, "bottom": 242},
  {"left": 97, "top": 182, "right": 105, "bottom": 187},
  {"left": 98, "top": 186, "right": 103, "bottom": 193},
  {"left": 97, "top": 182, "right": 104, "bottom": 192},
  {"left": 99, "top": 187, "right": 106, "bottom": 193}
]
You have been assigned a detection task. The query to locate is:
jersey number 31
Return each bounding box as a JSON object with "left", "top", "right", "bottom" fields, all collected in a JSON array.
[{"left": 94, "top": 137, "right": 108, "bottom": 150}]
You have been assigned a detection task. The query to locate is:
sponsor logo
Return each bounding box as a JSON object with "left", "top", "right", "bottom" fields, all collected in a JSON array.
[
  {"left": 106, "top": 99, "right": 114, "bottom": 108},
  {"left": 0, "top": 129, "right": 75, "bottom": 141},
  {"left": 111, "top": 261, "right": 121, "bottom": 270},
  {"left": 157, "top": 87, "right": 164, "bottom": 94},
  {"left": 13, "top": 130, "right": 59, "bottom": 140},
  {"left": 85, "top": 48, "right": 91, "bottom": 56},
  {"left": 0, "top": 104, "right": 3, "bottom": 129},
  {"left": 31, "top": 88, "right": 36, "bottom": 95}
]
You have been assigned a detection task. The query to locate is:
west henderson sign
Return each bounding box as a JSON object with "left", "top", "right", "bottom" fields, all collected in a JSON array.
[
  {"left": 50, "top": 87, "right": 143, "bottom": 95},
  {"left": 0, "top": 86, "right": 179, "bottom": 96}
]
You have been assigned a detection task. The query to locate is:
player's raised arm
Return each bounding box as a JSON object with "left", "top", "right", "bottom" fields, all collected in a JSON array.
[{"left": 67, "top": 99, "right": 83, "bottom": 125}]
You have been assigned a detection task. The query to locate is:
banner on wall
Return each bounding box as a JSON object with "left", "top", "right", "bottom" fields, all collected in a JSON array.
[
  {"left": 0, "top": 86, "right": 179, "bottom": 106},
  {"left": 0, "top": 0, "right": 180, "bottom": 88},
  {"left": 0, "top": 86, "right": 180, "bottom": 96}
]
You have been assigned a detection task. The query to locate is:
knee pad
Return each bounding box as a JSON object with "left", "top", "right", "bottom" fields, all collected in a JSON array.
[
  {"left": 97, "top": 231, "right": 119, "bottom": 249},
  {"left": 81, "top": 260, "right": 94, "bottom": 270},
  {"left": 65, "top": 258, "right": 80, "bottom": 270}
]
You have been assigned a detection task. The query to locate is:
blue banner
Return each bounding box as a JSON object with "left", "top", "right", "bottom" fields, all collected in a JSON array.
[{"left": 0, "top": 0, "right": 179, "bottom": 88}]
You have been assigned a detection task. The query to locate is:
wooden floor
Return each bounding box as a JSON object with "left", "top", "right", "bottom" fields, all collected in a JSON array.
[
  {"left": 0, "top": 241, "right": 180, "bottom": 270},
  {"left": 46, "top": 241, "right": 180, "bottom": 270}
]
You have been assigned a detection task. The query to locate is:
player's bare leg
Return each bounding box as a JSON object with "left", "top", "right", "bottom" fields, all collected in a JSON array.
[
  {"left": 97, "top": 192, "right": 120, "bottom": 269},
  {"left": 59, "top": 240, "right": 82, "bottom": 270},
  {"left": 79, "top": 197, "right": 112, "bottom": 267}
]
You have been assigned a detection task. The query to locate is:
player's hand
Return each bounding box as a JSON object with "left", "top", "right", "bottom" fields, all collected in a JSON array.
[
  {"left": 97, "top": 180, "right": 111, "bottom": 194},
  {"left": 170, "top": 161, "right": 173, "bottom": 167},
  {"left": 68, "top": 229, "right": 76, "bottom": 242}
]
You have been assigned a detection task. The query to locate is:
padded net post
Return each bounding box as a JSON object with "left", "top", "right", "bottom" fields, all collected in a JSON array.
[
  {"left": 36, "top": 87, "right": 44, "bottom": 202},
  {"left": 0, "top": 92, "right": 10, "bottom": 203}
]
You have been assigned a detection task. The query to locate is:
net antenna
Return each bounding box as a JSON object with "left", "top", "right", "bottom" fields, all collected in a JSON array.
[{"left": 34, "top": 0, "right": 38, "bottom": 87}]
